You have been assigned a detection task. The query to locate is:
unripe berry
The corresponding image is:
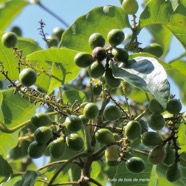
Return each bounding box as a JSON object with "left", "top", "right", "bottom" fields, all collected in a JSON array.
[
  {"left": 2, "top": 32, "right": 17, "bottom": 48},
  {"left": 88, "top": 33, "right": 105, "bottom": 49}
]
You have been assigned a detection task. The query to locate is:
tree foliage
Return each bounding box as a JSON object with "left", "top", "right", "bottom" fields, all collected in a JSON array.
[{"left": 0, "top": 0, "right": 186, "bottom": 186}]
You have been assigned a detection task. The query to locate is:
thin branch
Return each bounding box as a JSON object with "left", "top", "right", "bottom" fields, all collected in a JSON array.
[
  {"left": 37, "top": 2, "right": 69, "bottom": 28},
  {"left": 48, "top": 152, "right": 88, "bottom": 186}
]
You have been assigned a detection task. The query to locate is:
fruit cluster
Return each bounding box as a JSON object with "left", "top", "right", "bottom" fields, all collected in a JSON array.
[{"left": 74, "top": 28, "right": 129, "bottom": 89}]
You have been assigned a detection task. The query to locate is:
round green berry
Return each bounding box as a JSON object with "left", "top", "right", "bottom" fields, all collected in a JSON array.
[
  {"left": 148, "top": 113, "right": 165, "bottom": 131},
  {"left": 141, "top": 131, "right": 163, "bottom": 146},
  {"left": 19, "top": 68, "right": 37, "bottom": 87},
  {"left": 2, "top": 32, "right": 17, "bottom": 48},
  {"left": 89, "top": 61, "right": 105, "bottom": 78},
  {"left": 49, "top": 137, "right": 66, "bottom": 159},
  {"left": 66, "top": 133, "right": 84, "bottom": 151},
  {"left": 148, "top": 145, "right": 166, "bottom": 164},
  {"left": 126, "top": 157, "right": 146, "bottom": 173},
  {"left": 166, "top": 99, "right": 182, "bottom": 114},
  {"left": 83, "top": 103, "right": 99, "bottom": 119},
  {"left": 34, "top": 126, "right": 53, "bottom": 144},
  {"left": 88, "top": 33, "right": 105, "bottom": 49},
  {"left": 74, "top": 52, "right": 94, "bottom": 68},
  {"left": 64, "top": 115, "right": 83, "bottom": 132},
  {"left": 107, "top": 29, "right": 124, "bottom": 47},
  {"left": 112, "top": 47, "right": 129, "bottom": 63},
  {"left": 143, "top": 43, "right": 163, "bottom": 58},
  {"left": 10, "top": 26, "right": 22, "bottom": 37},
  {"left": 28, "top": 141, "right": 46, "bottom": 159},
  {"left": 125, "top": 120, "right": 142, "bottom": 140},
  {"left": 122, "top": 0, "right": 139, "bottom": 15},
  {"left": 95, "top": 128, "right": 115, "bottom": 145},
  {"left": 148, "top": 99, "right": 164, "bottom": 113},
  {"left": 31, "top": 113, "right": 52, "bottom": 128},
  {"left": 103, "top": 105, "right": 122, "bottom": 121}
]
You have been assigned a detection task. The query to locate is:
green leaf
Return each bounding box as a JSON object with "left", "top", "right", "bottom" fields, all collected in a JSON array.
[
  {"left": 1, "top": 175, "right": 22, "bottom": 186},
  {"left": 62, "top": 90, "right": 86, "bottom": 104},
  {"left": 168, "top": 59, "right": 186, "bottom": 104},
  {"left": 26, "top": 48, "right": 80, "bottom": 94},
  {"left": 0, "top": 32, "right": 42, "bottom": 80},
  {"left": 112, "top": 56, "right": 170, "bottom": 108},
  {"left": 60, "top": 5, "right": 130, "bottom": 52},
  {"left": 14, "top": 170, "right": 39, "bottom": 186},
  {"left": 0, "top": 155, "right": 13, "bottom": 178},
  {"left": 0, "top": 89, "right": 37, "bottom": 156},
  {"left": 177, "top": 123, "right": 186, "bottom": 153},
  {"left": 0, "top": 0, "right": 28, "bottom": 31},
  {"left": 140, "top": 0, "right": 186, "bottom": 48}
]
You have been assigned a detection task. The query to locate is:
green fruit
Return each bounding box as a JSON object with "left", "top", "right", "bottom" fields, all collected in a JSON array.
[
  {"left": 148, "top": 113, "right": 165, "bottom": 131},
  {"left": 103, "top": 105, "right": 122, "bottom": 121},
  {"left": 52, "top": 27, "right": 64, "bottom": 40},
  {"left": 122, "top": 0, "right": 139, "bottom": 15},
  {"left": 2, "top": 32, "right": 17, "bottom": 48},
  {"left": 64, "top": 115, "right": 83, "bottom": 132},
  {"left": 141, "top": 131, "right": 163, "bottom": 146},
  {"left": 19, "top": 68, "right": 37, "bottom": 87},
  {"left": 163, "top": 143, "right": 175, "bottom": 165},
  {"left": 113, "top": 133, "right": 121, "bottom": 141},
  {"left": 148, "top": 145, "right": 166, "bottom": 164},
  {"left": 166, "top": 163, "right": 182, "bottom": 182},
  {"left": 10, "top": 26, "right": 22, "bottom": 37},
  {"left": 143, "top": 43, "right": 163, "bottom": 58},
  {"left": 139, "top": 119, "right": 148, "bottom": 133},
  {"left": 49, "top": 137, "right": 66, "bottom": 159},
  {"left": 34, "top": 126, "right": 53, "bottom": 144},
  {"left": 88, "top": 33, "right": 105, "bottom": 49},
  {"left": 95, "top": 128, "right": 115, "bottom": 145},
  {"left": 74, "top": 52, "right": 94, "bottom": 68},
  {"left": 104, "top": 68, "right": 121, "bottom": 88},
  {"left": 28, "top": 141, "right": 46, "bottom": 158},
  {"left": 124, "top": 120, "right": 141, "bottom": 140},
  {"left": 105, "top": 158, "right": 120, "bottom": 166},
  {"left": 112, "top": 48, "right": 129, "bottom": 63},
  {"left": 107, "top": 29, "right": 125, "bottom": 47},
  {"left": 31, "top": 113, "right": 52, "bottom": 128},
  {"left": 166, "top": 99, "right": 182, "bottom": 114},
  {"left": 89, "top": 61, "right": 105, "bottom": 78},
  {"left": 126, "top": 157, "right": 146, "bottom": 173},
  {"left": 92, "top": 47, "right": 107, "bottom": 62},
  {"left": 148, "top": 99, "right": 164, "bottom": 113},
  {"left": 105, "top": 144, "right": 120, "bottom": 161},
  {"left": 93, "top": 84, "right": 102, "bottom": 96},
  {"left": 79, "top": 115, "right": 89, "bottom": 125},
  {"left": 46, "top": 36, "right": 59, "bottom": 47},
  {"left": 156, "top": 163, "right": 169, "bottom": 176},
  {"left": 83, "top": 103, "right": 99, "bottom": 119},
  {"left": 66, "top": 133, "right": 84, "bottom": 151}
]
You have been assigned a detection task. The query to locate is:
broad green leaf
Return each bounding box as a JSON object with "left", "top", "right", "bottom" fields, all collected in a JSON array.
[
  {"left": 26, "top": 48, "right": 80, "bottom": 94},
  {"left": 0, "top": 0, "right": 28, "bottom": 31},
  {"left": 1, "top": 175, "right": 22, "bottom": 186},
  {"left": 0, "top": 155, "right": 13, "bottom": 178},
  {"left": 168, "top": 59, "right": 186, "bottom": 104},
  {"left": 177, "top": 123, "right": 186, "bottom": 153},
  {"left": 60, "top": 5, "right": 130, "bottom": 53},
  {"left": 112, "top": 56, "right": 170, "bottom": 108},
  {"left": 146, "top": 25, "right": 172, "bottom": 56},
  {"left": 62, "top": 90, "right": 86, "bottom": 104},
  {"left": 14, "top": 170, "right": 39, "bottom": 186},
  {"left": 0, "top": 32, "right": 42, "bottom": 80},
  {"left": 140, "top": 0, "right": 186, "bottom": 48},
  {"left": 0, "top": 89, "right": 37, "bottom": 156}
]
